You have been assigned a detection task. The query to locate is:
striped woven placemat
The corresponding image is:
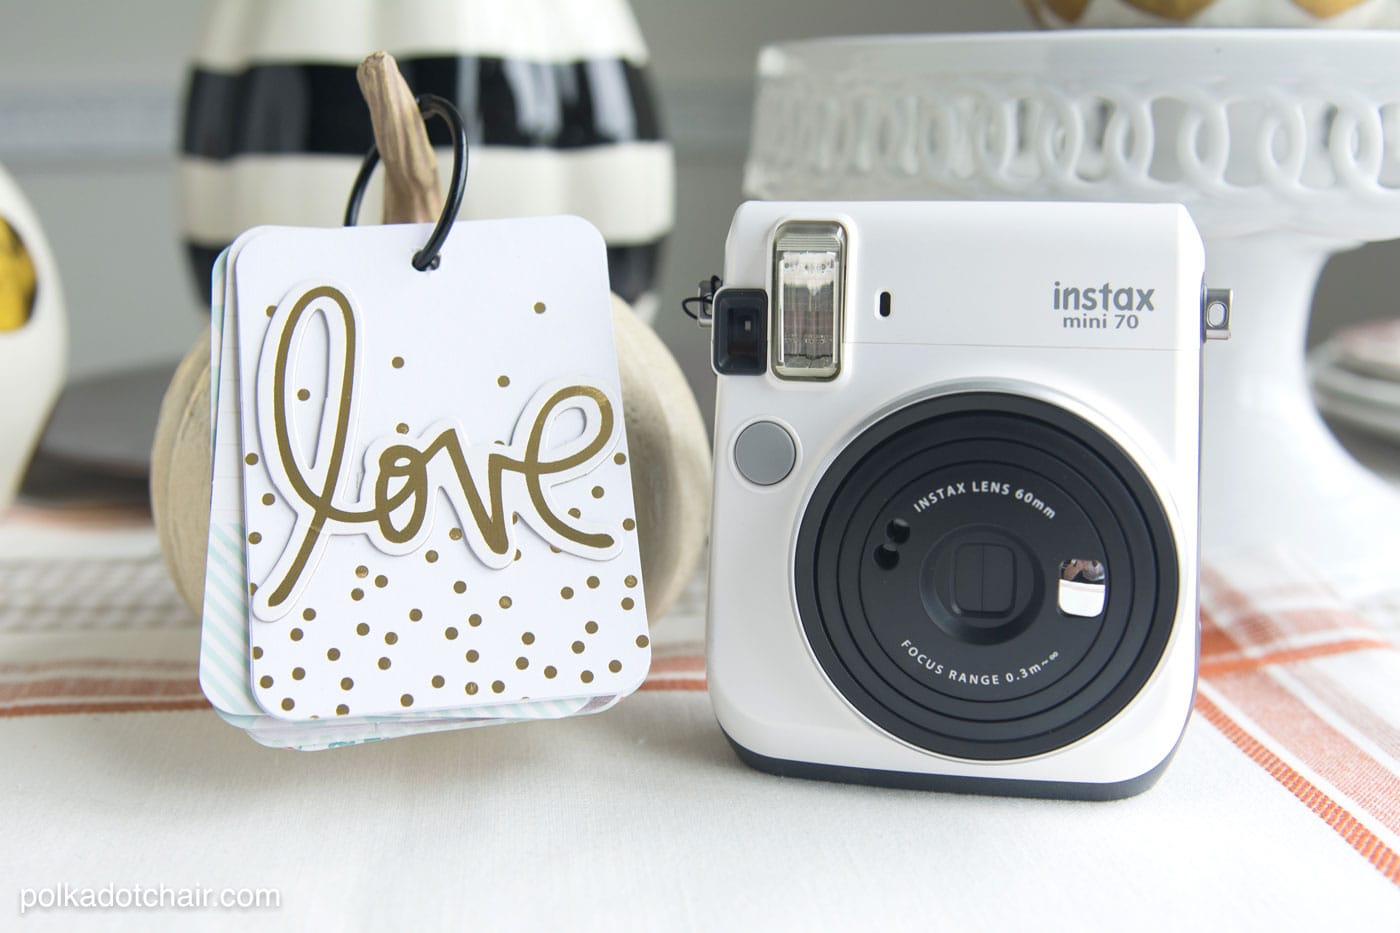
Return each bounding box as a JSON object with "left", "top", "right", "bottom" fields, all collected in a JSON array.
[{"left": 1, "top": 509, "right": 1395, "bottom": 887}]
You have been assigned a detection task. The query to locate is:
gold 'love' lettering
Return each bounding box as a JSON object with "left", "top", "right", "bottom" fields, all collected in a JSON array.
[{"left": 250, "top": 284, "right": 619, "bottom": 620}]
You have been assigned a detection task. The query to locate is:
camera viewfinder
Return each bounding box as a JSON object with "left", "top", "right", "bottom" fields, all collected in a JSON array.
[{"left": 713, "top": 288, "right": 770, "bottom": 376}]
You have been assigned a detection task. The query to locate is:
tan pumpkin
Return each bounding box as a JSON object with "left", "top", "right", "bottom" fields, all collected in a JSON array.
[{"left": 152, "top": 293, "right": 710, "bottom": 625}]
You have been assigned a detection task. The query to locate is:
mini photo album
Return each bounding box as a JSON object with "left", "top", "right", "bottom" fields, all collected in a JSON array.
[{"left": 198, "top": 217, "right": 650, "bottom": 749}]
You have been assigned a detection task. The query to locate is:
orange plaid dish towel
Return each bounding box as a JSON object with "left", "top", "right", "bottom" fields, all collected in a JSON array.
[
  {"left": 1198, "top": 558, "right": 1400, "bottom": 886},
  {"left": 2, "top": 519, "right": 1397, "bottom": 888}
]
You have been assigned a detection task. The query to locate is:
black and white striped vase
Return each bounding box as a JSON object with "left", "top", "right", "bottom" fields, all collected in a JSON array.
[{"left": 178, "top": 0, "right": 674, "bottom": 322}]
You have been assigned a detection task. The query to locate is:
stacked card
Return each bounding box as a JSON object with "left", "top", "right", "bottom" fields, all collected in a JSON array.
[{"left": 198, "top": 218, "right": 650, "bottom": 749}]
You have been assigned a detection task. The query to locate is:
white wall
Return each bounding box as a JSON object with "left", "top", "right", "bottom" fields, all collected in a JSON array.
[
  {"left": 0, "top": 2, "right": 208, "bottom": 379},
  {"left": 0, "top": 0, "right": 1394, "bottom": 417}
]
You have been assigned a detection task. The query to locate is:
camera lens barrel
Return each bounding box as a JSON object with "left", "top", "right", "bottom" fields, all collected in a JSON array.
[{"left": 794, "top": 392, "right": 1179, "bottom": 762}]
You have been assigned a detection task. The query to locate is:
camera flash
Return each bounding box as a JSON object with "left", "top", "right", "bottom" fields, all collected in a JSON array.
[{"left": 772, "top": 221, "right": 845, "bottom": 379}]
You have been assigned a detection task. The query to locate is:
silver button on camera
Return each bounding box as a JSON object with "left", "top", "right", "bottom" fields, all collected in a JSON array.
[{"left": 734, "top": 421, "right": 797, "bottom": 486}]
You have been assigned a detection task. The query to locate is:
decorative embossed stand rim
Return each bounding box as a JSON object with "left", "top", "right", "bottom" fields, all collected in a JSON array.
[{"left": 746, "top": 30, "right": 1400, "bottom": 593}]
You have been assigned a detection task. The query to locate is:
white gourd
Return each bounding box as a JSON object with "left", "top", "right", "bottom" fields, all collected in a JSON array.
[{"left": 0, "top": 163, "right": 66, "bottom": 510}]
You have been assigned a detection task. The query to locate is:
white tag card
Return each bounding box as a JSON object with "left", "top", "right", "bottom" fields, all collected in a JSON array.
[{"left": 197, "top": 217, "right": 650, "bottom": 747}]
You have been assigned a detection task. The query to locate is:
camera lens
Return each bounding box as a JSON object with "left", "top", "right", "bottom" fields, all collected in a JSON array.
[
  {"left": 794, "top": 392, "right": 1178, "bottom": 761},
  {"left": 921, "top": 526, "right": 1037, "bottom": 646}
]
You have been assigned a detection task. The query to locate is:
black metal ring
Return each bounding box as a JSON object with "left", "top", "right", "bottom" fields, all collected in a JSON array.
[{"left": 343, "top": 93, "right": 469, "bottom": 271}]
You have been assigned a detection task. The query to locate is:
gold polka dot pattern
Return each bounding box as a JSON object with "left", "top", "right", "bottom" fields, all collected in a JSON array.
[{"left": 240, "top": 376, "right": 651, "bottom": 720}]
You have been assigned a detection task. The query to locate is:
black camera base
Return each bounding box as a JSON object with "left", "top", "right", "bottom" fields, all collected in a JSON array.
[{"left": 722, "top": 730, "right": 1182, "bottom": 802}]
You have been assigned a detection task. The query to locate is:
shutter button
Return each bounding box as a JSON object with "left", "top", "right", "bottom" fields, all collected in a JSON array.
[{"left": 733, "top": 421, "right": 797, "bottom": 486}]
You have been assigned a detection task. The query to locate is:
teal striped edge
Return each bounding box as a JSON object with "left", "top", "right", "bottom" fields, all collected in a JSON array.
[{"left": 198, "top": 519, "right": 262, "bottom": 719}]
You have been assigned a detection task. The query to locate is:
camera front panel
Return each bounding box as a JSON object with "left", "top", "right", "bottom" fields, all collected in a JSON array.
[{"left": 706, "top": 200, "right": 1206, "bottom": 795}]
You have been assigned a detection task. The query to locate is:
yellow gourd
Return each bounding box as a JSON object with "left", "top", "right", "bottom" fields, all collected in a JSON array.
[{"left": 1025, "top": 0, "right": 1394, "bottom": 26}]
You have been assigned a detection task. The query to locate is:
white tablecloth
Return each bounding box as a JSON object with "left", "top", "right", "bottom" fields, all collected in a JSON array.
[{"left": 0, "top": 509, "right": 1396, "bottom": 930}]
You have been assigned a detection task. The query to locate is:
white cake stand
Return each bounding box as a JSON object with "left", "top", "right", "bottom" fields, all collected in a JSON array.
[{"left": 745, "top": 30, "right": 1400, "bottom": 594}]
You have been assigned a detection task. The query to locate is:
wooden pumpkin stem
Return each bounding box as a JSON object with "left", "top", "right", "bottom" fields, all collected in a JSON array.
[{"left": 356, "top": 51, "right": 444, "bottom": 225}]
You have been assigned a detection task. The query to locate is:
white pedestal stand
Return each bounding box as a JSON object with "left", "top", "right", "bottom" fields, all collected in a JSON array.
[{"left": 745, "top": 30, "right": 1400, "bottom": 593}]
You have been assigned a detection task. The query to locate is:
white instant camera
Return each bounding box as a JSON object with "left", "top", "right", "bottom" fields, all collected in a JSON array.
[{"left": 703, "top": 201, "right": 1230, "bottom": 799}]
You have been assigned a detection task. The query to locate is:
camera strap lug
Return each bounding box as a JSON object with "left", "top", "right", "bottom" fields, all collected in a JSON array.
[
  {"left": 682, "top": 275, "right": 722, "bottom": 328},
  {"left": 1202, "top": 287, "right": 1232, "bottom": 341}
]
